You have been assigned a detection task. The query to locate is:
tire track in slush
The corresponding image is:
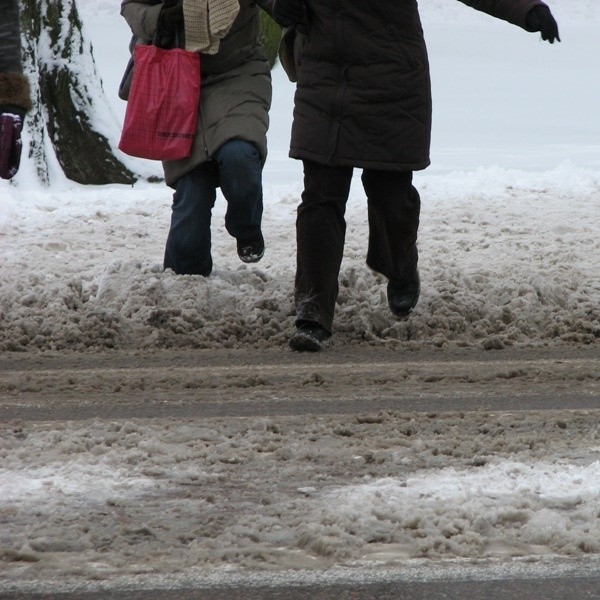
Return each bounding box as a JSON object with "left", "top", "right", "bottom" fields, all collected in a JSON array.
[{"left": 1, "top": 351, "right": 599, "bottom": 421}]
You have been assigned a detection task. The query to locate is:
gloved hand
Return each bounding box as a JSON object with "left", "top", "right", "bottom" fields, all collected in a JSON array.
[
  {"left": 526, "top": 5, "right": 560, "bottom": 43},
  {"left": 160, "top": 2, "right": 184, "bottom": 34},
  {"left": 273, "top": 0, "right": 305, "bottom": 28},
  {"left": 0, "top": 109, "right": 24, "bottom": 180}
]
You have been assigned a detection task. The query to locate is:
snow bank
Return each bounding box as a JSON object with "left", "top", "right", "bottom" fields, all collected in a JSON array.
[
  {"left": 1, "top": 166, "right": 599, "bottom": 352},
  {"left": 1, "top": 0, "right": 599, "bottom": 352}
]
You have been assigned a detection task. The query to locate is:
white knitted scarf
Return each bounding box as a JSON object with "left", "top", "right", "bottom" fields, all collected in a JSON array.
[{"left": 183, "top": 0, "right": 240, "bottom": 54}]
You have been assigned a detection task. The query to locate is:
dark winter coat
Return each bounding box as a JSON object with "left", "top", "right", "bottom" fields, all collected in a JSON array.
[
  {"left": 289, "top": 0, "right": 548, "bottom": 172},
  {"left": 0, "top": 0, "right": 31, "bottom": 114},
  {"left": 120, "top": 0, "right": 275, "bottom": 186}
]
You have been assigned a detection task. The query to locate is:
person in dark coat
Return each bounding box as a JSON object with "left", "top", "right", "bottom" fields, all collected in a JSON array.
[
  {"left": 121, "top": 0, "right": 276, "bottom": 275},
  {"left": 0, "top": 0, "right": 32, "bottom": 180},
  {"left": 273, "top": 0, "right": 560, "bottom": 351}
]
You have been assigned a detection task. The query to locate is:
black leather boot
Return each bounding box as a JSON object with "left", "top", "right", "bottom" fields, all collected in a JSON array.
[
  {"left": 387, "top": 271, "right": 420, "bottom": 317},
  {"left": 289, "top": 320, "right": 331, "bottom": 352}
]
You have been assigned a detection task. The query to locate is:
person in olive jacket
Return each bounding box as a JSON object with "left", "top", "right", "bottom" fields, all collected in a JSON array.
[
  {"left": 121, "top": 0, "right": 276, "bottom": 275},
  {"left": 0, "top": 0, "right": 32, "bottom": 180},
  {"left": 273, "top": 0, "right": 560, "bottom": 351}
]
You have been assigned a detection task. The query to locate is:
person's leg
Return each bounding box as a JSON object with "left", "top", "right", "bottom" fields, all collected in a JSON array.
[
  {"left": 214, "top": 139, "right": 265, "bottom": 262},
  {"left": 292, "top": 160, "right": 353, "bottom": 346},
  {"left": 362, "top": 169, "right": 421, "bottom": 315},
  {"left": 163, "top": 163, "right": 217, "bottom": 276}
]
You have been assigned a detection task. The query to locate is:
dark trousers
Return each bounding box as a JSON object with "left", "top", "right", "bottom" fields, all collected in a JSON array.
[
  {"left": 164, "top": 140, "right": 263, "bottom": 275},
  {"left": 295, "top": 160, "right": 420, "bottom": 332}
]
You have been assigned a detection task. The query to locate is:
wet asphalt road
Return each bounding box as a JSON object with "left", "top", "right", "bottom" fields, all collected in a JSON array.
[{"left": 2, "top": 576, "right": 600, "bottom": 600}]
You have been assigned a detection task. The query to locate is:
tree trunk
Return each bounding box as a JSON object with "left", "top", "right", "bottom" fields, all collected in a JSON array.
[{"left": 20, "top": 0, "right": 137, "bottom": 185}]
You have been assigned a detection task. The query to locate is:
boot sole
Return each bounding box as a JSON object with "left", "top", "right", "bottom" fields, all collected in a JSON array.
[
  {"left": 388, "top": 285, "right": 420, "bottom": 318},
  {"left": 238, "top": 251, "right": 264, "bottom": 264},
  {"left": 289, "top": 331, "right": 328, "bottom": 352},
  {"left": 389, "top": 300, "right": 418, "bottom": 318}
]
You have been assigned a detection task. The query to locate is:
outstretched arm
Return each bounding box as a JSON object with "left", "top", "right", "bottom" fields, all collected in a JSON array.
[
  {"left": 524, "top": 4, "right": 560, "bottom": 42},
  {"left": 458, "top": 0, "right": 560, "bottom": 43}
]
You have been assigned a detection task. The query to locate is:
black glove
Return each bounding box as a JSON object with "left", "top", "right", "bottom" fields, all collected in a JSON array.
[
  {"left": 273, "top": 0, "right": 305, "bottom": 28},
  {"left": 526, "top": 5, "right": 560, "bottom": 43},
  {"left": 160, "top": 2, "right": 184, "bottom": 34}
]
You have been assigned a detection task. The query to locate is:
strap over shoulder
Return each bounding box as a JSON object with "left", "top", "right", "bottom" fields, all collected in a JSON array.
[{"left": 278, "top": 26, "right": 306, "bottom": 83}]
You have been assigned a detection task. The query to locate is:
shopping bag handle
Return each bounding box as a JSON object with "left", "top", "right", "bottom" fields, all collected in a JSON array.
[{"left": 154, "top": 0, "right": 183, "bottom": 50}]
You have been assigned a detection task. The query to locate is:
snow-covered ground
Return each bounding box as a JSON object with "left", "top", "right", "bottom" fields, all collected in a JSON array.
[
  {"left": 0, "top": 0, "right": 599, "bottom": 591},
  {"left": 1, "top": 0, "right": 599, "bottom": 352},
  {"left": 1, "top": 409, "right": 599, "bottom": 586}
]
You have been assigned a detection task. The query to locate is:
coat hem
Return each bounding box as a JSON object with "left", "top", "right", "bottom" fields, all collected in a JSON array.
[{"left": 289, "top": 149, "right": 430, "bottom": 172}]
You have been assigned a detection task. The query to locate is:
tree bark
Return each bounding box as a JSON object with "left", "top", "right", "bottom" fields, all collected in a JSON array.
[{"left": 20, "top": 0, "right": 137, "bottom": 185}]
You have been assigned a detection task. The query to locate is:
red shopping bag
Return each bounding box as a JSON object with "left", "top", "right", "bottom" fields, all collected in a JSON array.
[{"left": 119, "top": 44, "right": 200, "bottom": 161}]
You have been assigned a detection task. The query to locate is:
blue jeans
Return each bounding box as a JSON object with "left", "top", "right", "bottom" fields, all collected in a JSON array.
[{"left": 163, "top": 140, "right": 263, "bottom": 275}]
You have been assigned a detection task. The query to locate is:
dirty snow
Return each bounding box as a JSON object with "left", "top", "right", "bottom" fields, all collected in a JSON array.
[
  {"left": 1, "top": 0, "right": 599, "bottom": 352},
  {"left": 1, "top": 411, "right": 599, "bottom": 583},
  {"left": 1, "top": 0, "right": 600, "bottom": 592}
]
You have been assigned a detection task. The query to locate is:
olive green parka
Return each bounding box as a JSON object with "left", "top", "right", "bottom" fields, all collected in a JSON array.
[{"left": 120, "top": 0, "right": 275, "bottom": 186}]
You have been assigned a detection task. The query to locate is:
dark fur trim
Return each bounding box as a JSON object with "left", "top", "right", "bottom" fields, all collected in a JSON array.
[{"left": 0, "top": 72, "right": 32, "bottom": 112}]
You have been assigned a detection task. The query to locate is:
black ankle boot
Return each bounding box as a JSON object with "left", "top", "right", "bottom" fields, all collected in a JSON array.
[
  {"left": 237, "top": 233, "right": 265, "bottom": 263},
  {"left": 387, "top": 271, "right": 420, "bottom": 317},
  {"left": 289, "top": 321, "right": 331, "bottom": 352}
]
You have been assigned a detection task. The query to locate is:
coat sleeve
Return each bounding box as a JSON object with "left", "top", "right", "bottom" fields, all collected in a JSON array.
[
  {"left": 0, "top": 0, "right": 31, "bottom": 113},
  {"left": 120, "top": 0, "right": 164, "bottom": 42},
  {"left": 456, "top": 0, "right": 548, "bottom": 29},
  {"left": 255, "top": 0, "right": 276, "bottom": 19},
  {"left": 0, "top": 0, "right": 23, "bottom": 73}
]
